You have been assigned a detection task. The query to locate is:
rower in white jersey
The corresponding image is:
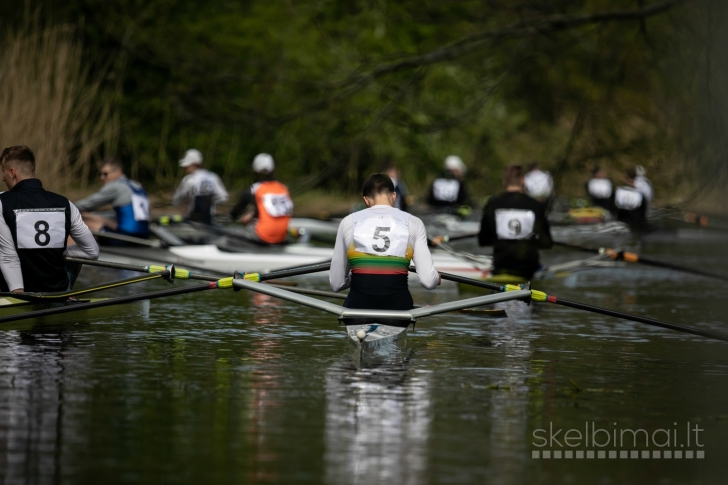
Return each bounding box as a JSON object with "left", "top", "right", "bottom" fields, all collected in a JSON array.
[
  {"left": 172, "top": 149, "right": 229, "bottom": 224},
  {"left": 330, "top": 173, "right": 440, "bottom": 311}
]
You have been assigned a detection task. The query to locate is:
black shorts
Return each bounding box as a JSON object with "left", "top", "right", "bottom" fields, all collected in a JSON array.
[{"left": 343, "top": 290, "right": 414, "bottom": 311}]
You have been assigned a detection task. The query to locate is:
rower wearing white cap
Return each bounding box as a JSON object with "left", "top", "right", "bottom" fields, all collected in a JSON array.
[
  {"left": 229, "top": 153, "right": 293, "bottom": 244},
  {"left": 172, "top": 149, "right": 228, "bottom": 224},
  {"left": 427, "top": 155, "right": 470, "bottom": 209}
]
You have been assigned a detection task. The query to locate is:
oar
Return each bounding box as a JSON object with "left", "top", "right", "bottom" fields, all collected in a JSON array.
[
  {"left": 429, "top": 269, "right": 728, "bottom": 343},
  {"left": 0, "top": 269, "right": 173, "bottom": 302},
  {"left": 429, "top": 232, "right": 478, "bottom": 246},
  {"left": 65, "top": 257, "right": 331, "bottom": 283},
  {"left": 553, "top": 241, "right": 728, "bottom": 282},
  {"left": 91, "top": 231, "right": 165, "bottom": 248},
  {"left": 0, "top": 279, "right": 236, "bottom": 325}
]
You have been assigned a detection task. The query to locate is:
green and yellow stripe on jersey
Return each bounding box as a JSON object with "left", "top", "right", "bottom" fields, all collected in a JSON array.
[{"left": 347, "top": 242, "right": 414, "bottom": 275}]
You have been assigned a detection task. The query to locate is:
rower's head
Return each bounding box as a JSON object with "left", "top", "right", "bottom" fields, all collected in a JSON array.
[
  {"left": 528, "top": 161, "right": 540, "bottom": 172},
  {"left": 383, "top": 163, "right": 399, "bottom": 181},
  {"left": 362, "top": 173, "right": 397, "bottom": 208},
  {"left": 98, "top": 157, "right": 124, "bottom": 185},
  {"left": 592, "top": 166, "right": 606, "bottom": 179},
  {"left": 503, "top": 164, "right": 524, "bottom": 192},
  {"left": 179, "top": 149, "right": 203, "bottom": 175},
  {"left": 444, "top": 155, "right": 466, "bottom": 180},
  {"left": 0, "top": 145, "right": 35, "bottom": 190},
  {"left": 624, "top": 167, "right": 637, "bottom": 186},
  {"left": 252, "top": 153, "right": 275, "bottom": 178}
]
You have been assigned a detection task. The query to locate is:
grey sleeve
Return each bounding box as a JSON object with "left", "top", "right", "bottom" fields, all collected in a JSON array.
[
  {"left": 75, "top": 183, "right": 124, "bottom": 212},
  {"left": 0, "top": 200, "right": 24, "bottom": 291},
  {"left": 64, "top": 203, "right": 99, "bottom": 260},
  {"left": 329, "top": 216, "right": 352, "bottom": 292},
  {"left": 410, "top": 216, "right": 440, "bottom": 290},
  {"left": 172, "top": 176, "right": 192, "bottom": 206},
  {"left": 212, "top": 174, "right": 229, "bottom": 204}
]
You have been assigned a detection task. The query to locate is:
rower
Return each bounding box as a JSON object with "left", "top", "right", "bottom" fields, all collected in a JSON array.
[
  {"left": 634, "top": 165, "right": 653, "bottom": 207},
  {"left": 74, "top": 157, "right": 150, "bottom": 242},
  {"left": 330, "top": 173, "right": 440, "bottom": 310},
  {"left": 613, "top": 168, "right": 647, "bottom": 230},
  {"left": 384, "top": 163, "right": 410, "bottom": 212},
  {"left": 586, "top": 166, "right": 614, "bottom": 210},
  {"left": 427, "top": 155, "right": 470, "bottom": 210},
  {"left": 229, "top": 153, "right": 293, "bottom": 244},
  {"left": 172, "top": 149, "right": 228, "bottom": 224},
  {"left": 0, "top": 145, "right": 99, "bottom": 293},
  {"left": 523, "top": 162, "right": 554, "bottom": 208},
  {"left": 478, "top": 164, "right": 553, "bottom": 280}
]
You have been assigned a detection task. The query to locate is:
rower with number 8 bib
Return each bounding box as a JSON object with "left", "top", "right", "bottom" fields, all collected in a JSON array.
[
  {"left": 478, "top": 164, "right": 553, "bottom": 280},
  {"left": 330, "top": 173, "right": 440, "bottom": 310},
  {"left": 0, "top": 146, "right": 99, "bottom": 293}
]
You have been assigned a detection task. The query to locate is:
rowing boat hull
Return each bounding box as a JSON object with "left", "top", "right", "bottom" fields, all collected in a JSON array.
[
  {"left": 0, "top": 297, "right": 150, "bottom": 331},
  {"left": 346, "top": 322, "right": 409, "bottom": 350},
  {"left": 100, "top": 244, "right": 493, "bottom": 279}
]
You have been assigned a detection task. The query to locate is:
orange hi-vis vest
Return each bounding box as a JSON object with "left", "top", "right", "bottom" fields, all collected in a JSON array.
[{"left": 253, "top": 180, "right": 293, "bottom": 243}]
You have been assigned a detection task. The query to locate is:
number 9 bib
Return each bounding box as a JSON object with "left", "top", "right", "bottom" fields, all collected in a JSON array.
[
  {"left": 15, "top": 208, "right": 66, "bottom": 249},
  {"left": 352, "top": 212, "right": 410, "bottom": 257}
]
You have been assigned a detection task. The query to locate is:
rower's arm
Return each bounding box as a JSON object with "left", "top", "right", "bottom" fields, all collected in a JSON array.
[
  {"left": 211, "top": 174, "right": 229, "bottom": 204},
  {"left": 411, "top": 217, "right": 440, "bottom": 289},
  {"left": 329, "top": 217, "right": 352, "bottom": 292},
  {"left": 74, "top": 183, "right": 122, "bottom": 212},
  {"left": 478, "top": 201, "right": 496, "bottom": 246},
  {"left": 0, "top": 201, "right": 24, "bottom": 291},
  {"left": 536, "top": 207, "right": 553, "bottom": 249},
  {"left": 172, "top": 175, "right": 193, "bottom": 206},
  {"left": 65, "top": 204, "right": 100, "bottom": 260}
]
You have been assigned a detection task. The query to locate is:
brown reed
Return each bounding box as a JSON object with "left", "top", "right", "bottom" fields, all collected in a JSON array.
[{"left": 0, "top": 23, "right": 115, "bottom": 193}]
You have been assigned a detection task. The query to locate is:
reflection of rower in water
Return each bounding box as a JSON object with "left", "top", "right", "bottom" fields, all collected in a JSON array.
[
  {"left": 0, "top": 145, "right": 99, "bottom": 293},
  {"left": 330, "top": 173, "right": 440, "bottom": 310},
  {"left": 478, "top": 165, "right": 552, "bottom": 280},
  {"left": 586, "top": 166, "right": 614, "bottom": 210},
  {"left": 75, "top": 157, "right": 151, "bottom": 242},
  {"left": 427, "top": 155, "right": 470, "bottom": 211},
  {"left": 172, "top": 149, "right": 229, "bottom": 224},
  {"left": 613, "top": 167, "right": 648, "bottom": 231},
  {"left": 230, "top": 153, "right": 293, "bottom": 244}
]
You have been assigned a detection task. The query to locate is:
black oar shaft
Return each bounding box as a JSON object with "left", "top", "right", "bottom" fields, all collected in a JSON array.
[
  {"left": 551, "top": 297, "right": 728, "bottom": 343},
  {"left": 260, "top": 262, "right": 331, "bottom": 281},
  {"left": 0, "top": 284, "right": 213, "bottom": 325}
]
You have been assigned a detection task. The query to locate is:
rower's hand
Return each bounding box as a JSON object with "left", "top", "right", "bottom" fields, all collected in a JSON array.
[
  {"left": 437, "top": 272, "right": 442, "bottom": 285},
  {"left": 11, "top": 288, "right": 24, "bottom": 293},
  {"left": 431, "top": 236, "right": 443, "bottom": 246},
  {"left": 240, "top": 213, "right": 254, "bottom": 225}
]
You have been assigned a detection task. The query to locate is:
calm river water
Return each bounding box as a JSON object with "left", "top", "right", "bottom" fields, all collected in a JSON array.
[{"left": 1, "top": 228, "right": 727, "bottom": 484}]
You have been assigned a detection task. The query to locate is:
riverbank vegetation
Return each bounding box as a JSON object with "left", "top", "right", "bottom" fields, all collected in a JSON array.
[{"left": 0, "top": 0, "right": 726, "bottom": 209}]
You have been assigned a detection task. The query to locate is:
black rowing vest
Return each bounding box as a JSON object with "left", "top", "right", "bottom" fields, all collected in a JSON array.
[{"left": 0, "top": 179, "right": 72, "bottom": 292}]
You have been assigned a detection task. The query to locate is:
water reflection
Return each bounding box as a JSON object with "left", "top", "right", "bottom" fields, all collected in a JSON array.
[
  {"left": 324, "top": 350, "right": 432, "bottom": 485},
  {"left": 0, "top": 331, "right": 76, "bottom": 483}
]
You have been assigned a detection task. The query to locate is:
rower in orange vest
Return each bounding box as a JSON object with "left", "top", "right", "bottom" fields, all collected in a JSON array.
[{"left": 230, "top": 153, "right": 293, "bottom": 244}]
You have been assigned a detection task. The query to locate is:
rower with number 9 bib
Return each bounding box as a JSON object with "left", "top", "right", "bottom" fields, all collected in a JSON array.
[
  {"left": 0, "top": 146, "right": 99, "bottom": 293},
  {"left": 330, "top": 173, "right": 441, "bottom": 310},
  {"left": 478, "top": 164, "right": 553, "bottom": 280}
]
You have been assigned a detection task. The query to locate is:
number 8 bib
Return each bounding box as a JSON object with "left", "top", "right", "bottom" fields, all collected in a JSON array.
[
  {"left": 352, "top": 212, "right": 410, "bottom": 257},
  {"left": 15, "top": 208, "right": 66, "bottom": 249}
]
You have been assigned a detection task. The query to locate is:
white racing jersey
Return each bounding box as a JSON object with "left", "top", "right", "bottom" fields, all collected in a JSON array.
[
  {"left": 352, "top": 209, "right": 410, "bottom": 258},
  {"left": 495, "top": 209, "right": 536, "bottom": 240},
  {"left": 614, "top": 186, "right": 643, "bottom": 210},
  {"left": 588, "top": 178, "right": 613, "bottom": 199}
]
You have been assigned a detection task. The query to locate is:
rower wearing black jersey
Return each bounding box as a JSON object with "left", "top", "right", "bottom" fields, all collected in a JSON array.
[
  {"left": 0, "top": 145, "right": 99, "bottom": 293},
  {"left": 613, "top": 167, "right": 648, "bottom": 231},
  {"left": 478, "top": 164, "right": 553, "bottom": 280},
  {"left": 586, "top": 166, "right": 614, "bottom": 210},
  {"left": 330, "top": 173, "right": 440, "bottom": 310},
  {"left": 427, "top": 155, "right": 470, "bottom": 210}
]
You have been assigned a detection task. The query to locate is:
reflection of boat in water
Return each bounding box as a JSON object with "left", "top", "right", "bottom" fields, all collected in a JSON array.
[{"left": 324, "top": 356, "right": 432, "bottom": 485}]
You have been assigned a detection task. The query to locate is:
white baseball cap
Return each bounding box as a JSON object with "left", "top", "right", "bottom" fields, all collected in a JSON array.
[
  {"left": 253, "top": 153, "right": 275, "bottom": 173},
  {"left": 445, "top": 155, "right": 466, "bottom": 174},
  {"left": 179, "top": 149, "right": 203, "bottom": 167}
]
